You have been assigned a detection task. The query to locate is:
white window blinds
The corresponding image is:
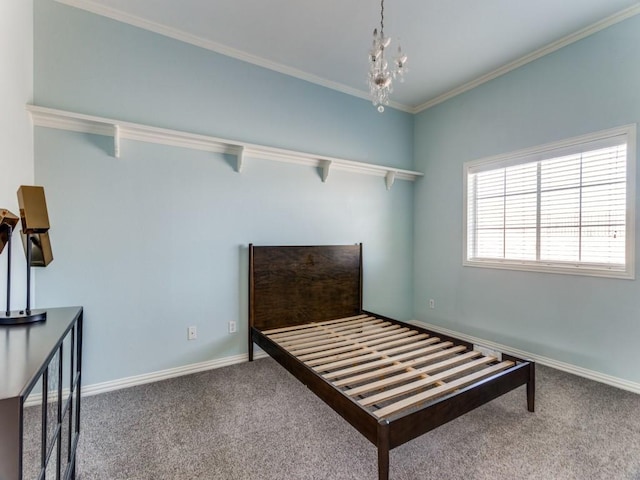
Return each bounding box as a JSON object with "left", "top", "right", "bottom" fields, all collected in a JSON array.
[{"left": 464, "top": 126, "right": 636, "bottom": 278}]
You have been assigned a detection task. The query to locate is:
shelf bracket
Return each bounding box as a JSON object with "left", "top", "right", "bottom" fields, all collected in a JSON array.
[
  {"left": 236, "top": 146, "right": 245, "bottom": 173},
  {"left": 385, "top": 170, "right": 396, "bottom": 190},
  {"left": 320, "top": 160, "right": 332, "bottom": 183},
  {"left": 113, "top": 125, "right": 121, "bottom": 158}
]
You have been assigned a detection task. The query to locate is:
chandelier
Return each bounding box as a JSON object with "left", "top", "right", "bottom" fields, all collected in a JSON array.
[{"left": 368, "top": 0, "right": 408, "bottom": 112}]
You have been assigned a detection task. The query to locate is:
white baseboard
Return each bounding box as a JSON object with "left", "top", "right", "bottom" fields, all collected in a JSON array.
[
  {"left": 24, "top": 350, "right": 269, "bottom": 407},
  {"left": 411, "top": 319, "right": 640, "bottom": 395},
  {"left": 83, "top": 351, "right": 269, "bottom": 397}
]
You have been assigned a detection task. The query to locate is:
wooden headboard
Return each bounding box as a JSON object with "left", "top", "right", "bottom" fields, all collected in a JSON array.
[{"left": 249, "top": 244, "right": 363, "bottom": 331}]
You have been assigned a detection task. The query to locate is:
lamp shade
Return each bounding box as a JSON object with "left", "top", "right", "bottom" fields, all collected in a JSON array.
[
  {"left": 17, "top": 185, "right": 50, "bottom": 234},
  {"left": 20, "top": 231, "right": 54, "bottom": 267},
  {"left": 0, "top": 209, "right": 19, "bottom": 255}
]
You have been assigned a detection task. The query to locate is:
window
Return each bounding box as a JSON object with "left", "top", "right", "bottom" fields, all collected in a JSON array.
[{"left": 464, "top": 125, "right": 636, "bottom": 279}]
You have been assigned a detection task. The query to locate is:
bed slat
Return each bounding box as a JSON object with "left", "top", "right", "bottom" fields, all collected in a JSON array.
[
  {"left": 372, "top": 361, "right": 515, "bottom": 418},
  {"left": 305, "top": 332, "right": 428, "bottom": 369},
  {"left": 358, "top": 356, "right": 497, "bottom": 406},
  {"left": 274, "top": 318, "right": 381, "bottom": 344},
  {"left": 322, "top": 340, "right": 452, "bottom": 380},
  {"left": 344, "top": 350, "right": 483, "bottom": 396},
  {"left": 284, "top": 323, "right": 402, "bottom": 352},
  {"left": 262, "top": 314, "right": 369, "bottom": 335},
  {"left": 302, "top": 334, "right": 431, "bottom": 366},
  {"left": 331, "top": 345, "right": 468, "bottom": 387}
]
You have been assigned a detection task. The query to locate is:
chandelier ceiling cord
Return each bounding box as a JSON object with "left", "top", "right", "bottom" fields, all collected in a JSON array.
[{"left": 368, "top": 0, "right": 408, "bottom": 112}]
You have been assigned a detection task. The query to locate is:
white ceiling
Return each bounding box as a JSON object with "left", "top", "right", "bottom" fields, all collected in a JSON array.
[{"left": 57, "top": 0, "right": 640, "bottom": 112}]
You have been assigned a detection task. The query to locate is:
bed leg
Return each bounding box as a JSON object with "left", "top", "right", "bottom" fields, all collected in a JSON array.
[
  {"left": 377, "top": 422, "right": 390, "bottom": 480},
  {"left": 248, "top": 329, "right": 254, "bottom": 362},
  {"left": 526, "top": 362, "right": 535, "bottom": 412}
]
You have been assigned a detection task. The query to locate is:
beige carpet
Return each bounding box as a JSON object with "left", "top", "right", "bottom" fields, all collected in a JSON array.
[{"left": 24, "top": 358, "right": 640, "bottom": 479}]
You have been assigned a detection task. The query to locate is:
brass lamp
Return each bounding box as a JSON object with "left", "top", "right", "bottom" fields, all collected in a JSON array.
[
  {"left": 0, "top": 186, "right": 53, "bottom": 324},
  {"left": 18, "top": 185, "right": 54, "bottom": 268},
  {"left": 0, "top": 209, "right": 19, "bottom": 255}
]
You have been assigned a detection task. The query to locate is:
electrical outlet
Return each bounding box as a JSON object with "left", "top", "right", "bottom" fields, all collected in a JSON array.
[
  {"left": 429, "top": 299, "right": 435, "bottom": 309},
  {"left": 187, "top": 326, "right": 197, "bottom": 340},
  {"left": 228, "top": 321, "right": 237, "bottom": 334}
]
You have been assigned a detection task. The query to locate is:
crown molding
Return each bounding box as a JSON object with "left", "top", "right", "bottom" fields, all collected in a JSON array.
[
  {"left": 413, "top": 3, "right": 640, "bottom": 113},
  {"left": 54, "top": 0, "right": 640, "bottom": 115},
  {"left": 27, "top": 104, "right": 423, "bottom": 187},
  {"left": 53, "top": 0, "right": 413, "bottom": 114}
]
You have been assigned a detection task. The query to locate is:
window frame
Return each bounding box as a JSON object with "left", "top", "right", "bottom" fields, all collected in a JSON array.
[{"left": 463, "top": 124, "right": 636, "bottom": 279}]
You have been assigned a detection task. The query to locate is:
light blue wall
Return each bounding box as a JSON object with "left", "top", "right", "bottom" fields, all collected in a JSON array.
[
  {"left": 414, "top": 15, "right": 640, "bottom": 383},
  {"left": 35, "top": 0, "right": 640, "bottom": 388},
  {"left": 33, "top": 0, "right": 415, "bottom": 386},
  {"left": 34, "top": 0, "right": 412, "bottom": 170}
]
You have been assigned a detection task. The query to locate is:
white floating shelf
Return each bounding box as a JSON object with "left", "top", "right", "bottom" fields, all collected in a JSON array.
[{"left": 26, "top": 105, "right": 423, "bottom": 189}]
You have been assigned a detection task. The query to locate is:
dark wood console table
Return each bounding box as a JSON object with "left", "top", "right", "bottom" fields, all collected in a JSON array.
[{"left": 0, "top": 306, "right": 83, "bottom": 480}]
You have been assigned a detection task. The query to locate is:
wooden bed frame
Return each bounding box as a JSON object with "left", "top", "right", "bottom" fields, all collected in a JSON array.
[{"left": 248, "top": 244, "right": 535, "bottom": 480}]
